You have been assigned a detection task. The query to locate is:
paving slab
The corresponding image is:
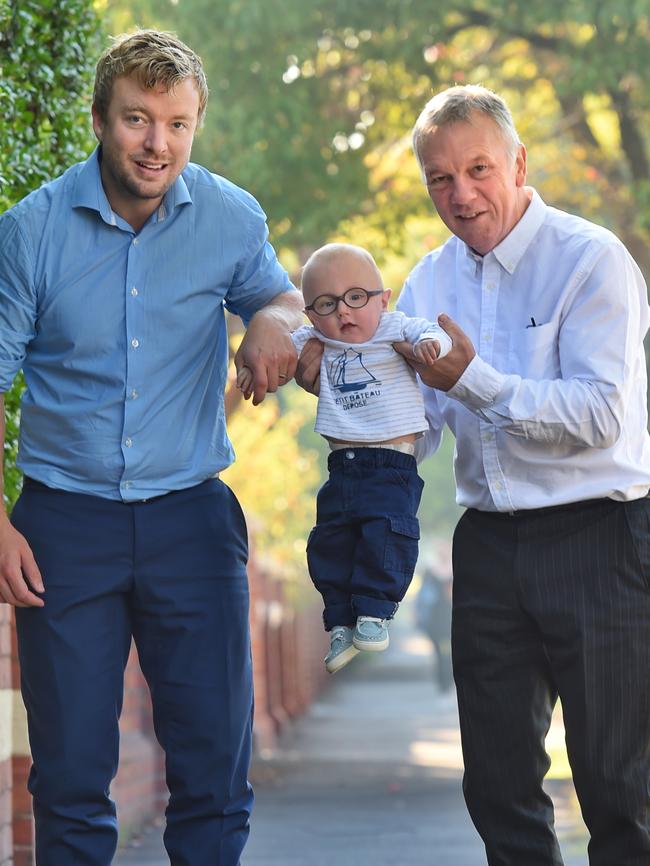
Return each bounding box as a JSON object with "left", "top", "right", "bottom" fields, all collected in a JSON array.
[{"left": 116, "top": 615, "right": 589, "bottom": 866}]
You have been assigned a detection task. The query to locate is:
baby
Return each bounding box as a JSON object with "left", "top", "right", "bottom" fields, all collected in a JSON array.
[{"left": 238, "top": 243, "right": 451, "bottom": 673}]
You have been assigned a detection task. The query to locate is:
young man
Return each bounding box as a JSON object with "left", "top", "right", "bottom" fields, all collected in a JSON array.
[
  {"left": 397, "top": 85, "right": 650, "bottom": 866},
  {"left": 0, "top": 30, "right": 302, "bottom": 866}
]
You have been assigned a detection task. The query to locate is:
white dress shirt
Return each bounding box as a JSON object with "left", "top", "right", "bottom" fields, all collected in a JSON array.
[{"left": 397, "top": 188, "right": 650, "bottom": 511}]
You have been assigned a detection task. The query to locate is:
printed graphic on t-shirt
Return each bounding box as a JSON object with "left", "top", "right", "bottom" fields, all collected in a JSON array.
[{"left": 328, "top": 348, "right": 382, "bottom": 411}]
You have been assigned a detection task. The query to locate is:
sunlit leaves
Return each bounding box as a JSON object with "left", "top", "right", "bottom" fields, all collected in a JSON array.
[
  {"left": 221, "top": 383, "right": 321, "bottom": 579},
  {"left": 105, "top": 0, "right": 649, "bottom": 275}
]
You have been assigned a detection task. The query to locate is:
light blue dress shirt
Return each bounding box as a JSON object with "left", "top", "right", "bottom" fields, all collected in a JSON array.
[{"left": 0, "top": 149, "right": 293, "bottom": 501}]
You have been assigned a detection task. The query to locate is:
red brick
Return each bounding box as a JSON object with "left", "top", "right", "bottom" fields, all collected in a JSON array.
[
  {"left": 12, "top": 815, "right": 33, "bottom": 847},
  {"left": 12, "top": 752, "right": 34, "bottom": 866},
  {"left": 14, "top": 847, "right": 35, "bottom": 866},
  {"left": 12, "top": 778, "right": 31, "bottom": 815}
]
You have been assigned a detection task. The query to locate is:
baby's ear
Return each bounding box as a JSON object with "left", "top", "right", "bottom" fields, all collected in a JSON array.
[{"left": 382, "top": 288, "right": 392, "bottom": 309}]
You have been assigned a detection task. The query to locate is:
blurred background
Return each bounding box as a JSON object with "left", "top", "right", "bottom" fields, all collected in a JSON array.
[{"left": 1, "top": 2, "right": 648, "bottom": 861}]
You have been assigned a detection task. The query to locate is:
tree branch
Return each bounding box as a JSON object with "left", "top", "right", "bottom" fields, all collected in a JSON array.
[{"left": 608, "top": 86, "right": 649, "bottom": 182}]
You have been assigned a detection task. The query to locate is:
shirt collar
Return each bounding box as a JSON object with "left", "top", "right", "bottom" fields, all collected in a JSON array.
[
  {"left": 71, "top": 147, "right": 193, "bottom": 227},
  {"left": 462, "top": 187, "right": 547, "bottom": 274}
]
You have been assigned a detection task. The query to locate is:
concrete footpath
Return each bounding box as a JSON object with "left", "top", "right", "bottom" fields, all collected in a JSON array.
[{"left": 116, "top": 616, "right": 589, "bottom": 866}]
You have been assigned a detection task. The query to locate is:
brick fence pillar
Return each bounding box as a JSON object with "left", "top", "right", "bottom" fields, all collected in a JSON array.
[
  {"left": 9, "top": 613, "right": 33, "bottom": 866},
  {"left": 0, "top": 606, "right": 13, "bottom": 866},
  {"left": 248, "top": 558, "right": 277, "bottom": 753},
  {"left": 112, "top": 644, "right": 166, "bottom": 837}
]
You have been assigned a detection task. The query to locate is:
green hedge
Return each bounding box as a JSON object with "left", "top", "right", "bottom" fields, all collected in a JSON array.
[{"left": 0, "top": 0, "right": 100, "bottom": 508}]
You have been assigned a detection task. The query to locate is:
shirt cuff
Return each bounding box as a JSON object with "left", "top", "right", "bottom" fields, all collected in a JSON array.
[
  {"left": 447, "top": 354, "right": 506, "bottom": 410},
  {"left": 415, "top": 332, "right": 452, "bottom": 359},
  {"left": 0, "top": 360, "right": 22, "bottom": 394}
]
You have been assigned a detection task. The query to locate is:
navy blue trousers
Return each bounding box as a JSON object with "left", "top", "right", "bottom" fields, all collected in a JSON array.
[
  {"left": 452, "top": 497, "right": 650, "bottom": 866},
  {"left": 307, "top": 447, "right": 423, "bottom": 630},
  {"left": 12, "top": 477, "right": 253, "bottom": 866}
]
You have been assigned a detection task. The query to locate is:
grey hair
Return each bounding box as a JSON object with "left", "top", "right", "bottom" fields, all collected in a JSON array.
[{"left": 412, "top": 85, "right": 521, "bottom": 176}]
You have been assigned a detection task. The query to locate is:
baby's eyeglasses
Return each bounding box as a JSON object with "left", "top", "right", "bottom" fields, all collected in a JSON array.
[{"left": 304, "top": 288, "right": 383, "bottom": 317}]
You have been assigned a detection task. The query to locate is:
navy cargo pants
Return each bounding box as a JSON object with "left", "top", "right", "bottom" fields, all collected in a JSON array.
[{"left": 307, "top": 447, "right": 423, "bottom": 630}]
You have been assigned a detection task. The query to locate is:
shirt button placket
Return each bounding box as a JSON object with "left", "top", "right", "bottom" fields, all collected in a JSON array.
[
  {"left": 123, "top": 237, "right": 143, "bottom": 497},
  {"left": 480, "top": 257, "right": 505, "bottom": 503}
]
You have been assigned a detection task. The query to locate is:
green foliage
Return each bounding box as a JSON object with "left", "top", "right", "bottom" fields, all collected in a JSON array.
[
  {"left": 0, "top": 0, "right": 100, "bottom": 508},
  {"left": 2, "top": 373, "right": 23, "bottom": 509},
  {"left": 107, "top": 0, "right": 649, "bottom": 275},
  {"left": 221, "top": 383, "right": 321, "bottom": 581},
  {"left": 0, "top": 0, "right": 100, "bottom": 210},
  {"left": 417, "top": 430, "right": 463, "bottom": 539}
]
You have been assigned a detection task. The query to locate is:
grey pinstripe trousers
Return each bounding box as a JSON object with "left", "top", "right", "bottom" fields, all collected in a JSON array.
[{"left": 452, "top": 496, "right": 650, "bottom": 866}]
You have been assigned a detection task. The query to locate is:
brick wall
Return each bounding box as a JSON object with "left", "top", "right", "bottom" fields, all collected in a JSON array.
[
  {"left": 0, "top": 556, "right": 329, "bottom": 862},
  {"left": 0, "top": 607, "right": 12, "bottom": 866},
  {"left": 248, "top": 559, "right": 329, "bottom": 755},
  {"left": 0, "top": 610, "right": 33, "bottom": 866},
  {"left": 111, "top": 647, "right": 166, "bottom": 840}
]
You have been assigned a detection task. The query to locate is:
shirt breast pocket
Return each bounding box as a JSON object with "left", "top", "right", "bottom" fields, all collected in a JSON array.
[{"left": 507, "top": 321, "right": 560, "bottom": 380}]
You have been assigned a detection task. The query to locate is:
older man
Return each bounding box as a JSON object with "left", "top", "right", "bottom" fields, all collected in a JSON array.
[{"left": 397, "top": 85, "right": 650, "bottom": 866}]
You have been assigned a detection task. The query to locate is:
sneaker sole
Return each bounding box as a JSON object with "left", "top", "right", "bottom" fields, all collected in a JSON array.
[
  {"left": 325, "top": 643, "right": 360, "bottom": 673},
  {"left": 353, "top": 635, "right": 389, "bottom": 652}
]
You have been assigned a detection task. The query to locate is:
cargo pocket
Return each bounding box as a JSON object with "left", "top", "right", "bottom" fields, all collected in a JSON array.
[{"left": 384, "top": 515, "right": 420, "bottom": 574}]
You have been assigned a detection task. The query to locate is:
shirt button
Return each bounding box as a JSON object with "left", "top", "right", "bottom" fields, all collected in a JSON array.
[
  {"left": 131, "top": 338, "right": 139, "bottom": 349},
  {"left": 486, "top": 282, "right": 495, "bottom": 290},
  {"left": 132, "top": 238, "right": 139, "bottom": 246},
  {"left": 125, "top": 438, "right": 133, "bottom": 448},
  {"left": 130, "top": 389, "right": 138, "bottom": 399},
  {"left": 131, "top": 287, "right": 138, "bottom": 297},
  {"left": 345, "top": 450, "right": 355, "bottom": 460},
  {"left": 123, "top": 480, "right": 132, "bottom": 489}
]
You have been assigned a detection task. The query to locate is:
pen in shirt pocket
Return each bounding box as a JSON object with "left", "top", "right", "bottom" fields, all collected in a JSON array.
[{"left": 526, "top": 317, "right": 537, "bottom": 328}]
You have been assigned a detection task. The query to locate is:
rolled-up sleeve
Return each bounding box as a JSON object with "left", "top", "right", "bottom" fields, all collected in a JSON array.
[
  {"left": 0, "top": 212, "right": 37, "bottom": 392},
  {"left": 447, "top": 241, "right": 644, "bottom": 449},
  {"left": 223, "top": 191, "right": 292, "bottom": 325}
]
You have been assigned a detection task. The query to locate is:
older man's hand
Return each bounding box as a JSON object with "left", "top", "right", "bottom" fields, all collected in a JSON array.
[{"left": 394, "top": 314, "right": 476, "bottom": 391}]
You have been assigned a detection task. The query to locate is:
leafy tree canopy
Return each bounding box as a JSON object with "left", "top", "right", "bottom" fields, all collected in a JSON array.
[{"left": 110, "top": 0, "right": 649, "bottom": 275}]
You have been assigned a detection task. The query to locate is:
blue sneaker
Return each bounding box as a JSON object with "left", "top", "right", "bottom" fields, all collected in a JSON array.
[
  {"left": 353, "top": 616, "right": 390, "bottom": 651},
  {"left": 325, "top": 626, "right": 359, "bottom": 674}
]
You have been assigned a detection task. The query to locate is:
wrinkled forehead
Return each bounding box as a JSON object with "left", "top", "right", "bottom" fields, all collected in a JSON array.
[{"left": 419, "top": 113, "right": 515, "bottom": 165}]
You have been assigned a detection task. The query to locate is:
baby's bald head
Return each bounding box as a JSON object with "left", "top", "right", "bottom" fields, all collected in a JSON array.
[{"left": 301, "top": 243, "right": 383, "bottom": 306}]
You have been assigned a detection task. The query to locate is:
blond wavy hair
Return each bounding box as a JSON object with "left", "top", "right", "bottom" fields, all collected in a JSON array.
[{"left": 93, "top": 29, "right": 209, "bottom": 126}]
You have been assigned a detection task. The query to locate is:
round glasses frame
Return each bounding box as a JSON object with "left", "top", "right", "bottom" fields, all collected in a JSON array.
[{"left": 304, "top": 287, "right": 384, "bottom": 317}]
